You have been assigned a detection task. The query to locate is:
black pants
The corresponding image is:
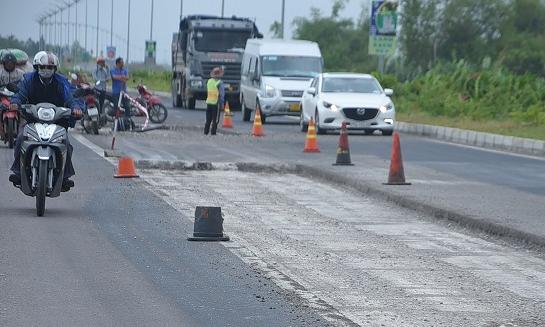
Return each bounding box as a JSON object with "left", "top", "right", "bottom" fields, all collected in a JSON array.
[
  {"left": 11, "top": 129, "right": 75, "bottom": 179},
  {"left": 96, "top": 89, "right": 106, "bottom": 115},
  {"left": 204, "top": 103, "right": 220, "bottom": 135}
]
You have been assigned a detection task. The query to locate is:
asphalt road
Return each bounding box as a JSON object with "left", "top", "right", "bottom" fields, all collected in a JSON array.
[{"left": 0, "top": 137, "right": 329, "bottom": 326}]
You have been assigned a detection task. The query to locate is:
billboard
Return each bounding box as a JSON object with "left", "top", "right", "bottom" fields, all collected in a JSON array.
[
  {"left": 106, "top": 46, "right": 116, "bottom": 60},
  {"left": 145, "top": 41, "right": 156, "bottom": 64},
  {"left": 368, "top": 0, "right": 399, "bottom": 56}
]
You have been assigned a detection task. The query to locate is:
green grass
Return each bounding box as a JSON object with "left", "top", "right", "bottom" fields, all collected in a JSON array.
[
  {"left": 128, "top": 70, "right": 171, "bottom": 93},
  {"left": 397, "top": 110, "right": 545, "bottom": 140}
]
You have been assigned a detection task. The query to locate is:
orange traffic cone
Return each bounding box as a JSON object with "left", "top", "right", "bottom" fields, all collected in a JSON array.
[
  {"left": 304, "top": 117, "right": 320, "bottom": 153},
  {"left": 252, "top": 104, "right": 265, "bottom": 137},
  {"left": 384, "top": 132, "right": 411, "bottom": 185},
  {"left": 114, "top": 156, "right": 139, "bottom": 178},
  {"left": 333, "top": 121, "right": 353, "bottom": 165},
  {"left": 222, "top": 102, "right": 233, "bottom": 128}
]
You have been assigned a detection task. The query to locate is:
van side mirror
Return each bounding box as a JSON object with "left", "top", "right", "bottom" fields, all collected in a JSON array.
[
  {"left": 384, "top": 88, "right": 394, "bottom": 96},
  {"left": 307, "top": 87, "right": 316, "bottom": 96}
]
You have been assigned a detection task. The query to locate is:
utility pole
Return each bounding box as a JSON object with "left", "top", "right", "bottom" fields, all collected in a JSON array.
[
  {"left": 67, "top": 1, "right": 71, "bottom": 55},
  {"left": 75, "top": 0, "right": 79, "bottom": 63},
  {"left": 180, "top": 0, "right": 183, "bottom": 20},
  {"left": 127, "top": 0, "right": 131, "bottom": 63},
  {"left": 54, "top": 11, "right": 58, "bottom": 51},
  {"left": 281, "top": 0, "right": 285, "bottom": 39},
  {"left": 96, "top": 0, "right": 100, "bottom": 57},
  {"left": 221, "top": 0, "right": 225, "bottom": 17}
]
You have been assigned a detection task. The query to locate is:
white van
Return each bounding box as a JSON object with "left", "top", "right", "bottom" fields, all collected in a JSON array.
[{"left": 240, "top": 39, "right": 323, "bottom": 123}]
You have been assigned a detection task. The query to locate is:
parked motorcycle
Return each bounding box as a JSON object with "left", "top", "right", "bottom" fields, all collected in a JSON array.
[
  {"left": 0, "top": 84, "right": 20, "bottom": 148},
  {"left": 16, "top": 103, "right": 74, "bottom": 216},
  {"left": 135, "top": 84, "right": 168, "bottom": 123},
  {"left": 74, "top": 81, "right": 106, "bottom": 135}
]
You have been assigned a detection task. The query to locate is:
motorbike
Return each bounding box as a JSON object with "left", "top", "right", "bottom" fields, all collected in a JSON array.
[
  {"left": 103, "top": 85, "right": 167, "bottom": 125},
  {"left": 74, "top": 81, "right": 106, "bottom": 135},
  {"left": 0, "top": 83, "right": 20, "bottom": 148},
  {"left": 16, "top": 103, "right": 74, "bottom": 216},
  {"left": 135, "top": 84, "right": 168, "bottom": 124}
]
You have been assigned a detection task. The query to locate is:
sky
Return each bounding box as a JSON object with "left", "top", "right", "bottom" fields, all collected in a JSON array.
[{"left": 0, "top": 0, "right": 369, "bottom": 65}]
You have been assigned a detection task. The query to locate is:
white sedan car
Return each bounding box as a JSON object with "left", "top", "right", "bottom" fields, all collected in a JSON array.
[{"left": 300, "top": 73, "right": 395, "bottom": 135}]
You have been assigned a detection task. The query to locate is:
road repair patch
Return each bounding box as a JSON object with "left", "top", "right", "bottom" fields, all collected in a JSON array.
[{"left": 140, "top": 169, "right": 545, "bottom": 326}]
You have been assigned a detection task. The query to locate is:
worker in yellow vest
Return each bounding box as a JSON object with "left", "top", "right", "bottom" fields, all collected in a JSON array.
[{"left": 204, "top": 67, "right": 225, "bottom": 135}]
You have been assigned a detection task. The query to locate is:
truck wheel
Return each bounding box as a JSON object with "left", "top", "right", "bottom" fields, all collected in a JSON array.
[
  {"left": 241, "top": 99, "right": 251, "bottom": 122},
  {"left": 172, "top": 80, "right": 182, "bottom": 107}
]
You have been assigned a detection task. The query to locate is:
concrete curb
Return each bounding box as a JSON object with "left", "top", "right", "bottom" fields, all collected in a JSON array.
[
  {"left": 134, "top": 159, "right": 545, "bottom": 249},
  {"left": 396, "top": 121, "right": 545, "bottom": 157}
]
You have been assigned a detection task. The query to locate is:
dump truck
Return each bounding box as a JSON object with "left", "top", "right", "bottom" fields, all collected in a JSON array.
[{"left": 171, "top": 15, "right": 262, "bottom": 109}]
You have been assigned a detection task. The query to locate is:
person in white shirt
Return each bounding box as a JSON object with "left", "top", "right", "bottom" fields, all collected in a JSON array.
[{"left": 0, "top": 52, "right": 25, "bottom": 87}]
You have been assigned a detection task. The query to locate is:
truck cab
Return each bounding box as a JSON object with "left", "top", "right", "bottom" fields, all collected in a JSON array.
[{"left": 172, "top": 15, "right": 262, "bottom": 109}]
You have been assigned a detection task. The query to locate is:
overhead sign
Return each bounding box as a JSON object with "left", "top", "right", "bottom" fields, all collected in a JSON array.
[{"left": 368, "top": 0, "right": 399, "bottom": 56}]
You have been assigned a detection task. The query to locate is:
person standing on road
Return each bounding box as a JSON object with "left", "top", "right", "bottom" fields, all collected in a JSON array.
[
  {"left": 110, "top": 57, "right": 131, "bottom": 130},
  {"left": 92, "top": 56, "right": 110, "bottom": 115},
  {"left": 204, "top": 67, "right": 225, "bottom": 135}
]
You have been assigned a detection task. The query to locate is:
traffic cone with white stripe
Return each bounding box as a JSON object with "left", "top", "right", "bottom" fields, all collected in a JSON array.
[
  {"left": 252, "top": 104, "right": 264, "bottom": 137},
  {"left": 304, "top": 117, "right": 320, "bottom": 153},
  {"left": 222, "top": 102, "right": 233, "bottom": 128}
]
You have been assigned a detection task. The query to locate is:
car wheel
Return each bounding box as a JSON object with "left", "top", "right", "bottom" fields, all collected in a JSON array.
[
  {"left": 315, "top": 110, "right": 326, "bottom": 135},
  {"left": 382, "top": 129, "right": 393, "bottom": 136},
  {"left": 242, "top": 98, "right": 251, "bottom": 122},
  {"left": 300, "top": 107, "right": 308, "bottom": 132},
  {"left": 257, "top": 100, "right": 266, "bottom": 124}
]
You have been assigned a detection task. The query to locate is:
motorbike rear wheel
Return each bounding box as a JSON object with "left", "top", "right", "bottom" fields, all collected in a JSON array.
[
  {"left": 149, "top": 104, "right": 168, "bottom": 123},
  {"left": 36, "top": 160, "right": 48, "bottom": 217},
  {"left": 92, "top": 121, "right": 99, "bottom": 135}
]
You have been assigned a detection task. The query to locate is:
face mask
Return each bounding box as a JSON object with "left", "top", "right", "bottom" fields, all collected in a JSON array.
[{"left": 38, "top": 68, "right": 54, "bottom": 79}]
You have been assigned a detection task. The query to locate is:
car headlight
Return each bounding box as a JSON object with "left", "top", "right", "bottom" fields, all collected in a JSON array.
[
  {"left": 380, "top": 103, "right": 393, "bottom": 113},
  {"left": 262, "top": 84, "right": 277, "bottom": 98},
  {"left": 322, "top": 101, "right": 340, "bottom": 112}
]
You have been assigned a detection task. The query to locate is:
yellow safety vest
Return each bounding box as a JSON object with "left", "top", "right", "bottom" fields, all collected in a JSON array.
[{"left": 206, "top": 78, "right": 221, "bottom": 105}]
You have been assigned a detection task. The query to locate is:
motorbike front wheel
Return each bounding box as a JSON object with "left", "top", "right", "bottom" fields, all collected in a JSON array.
[
  {"left": 149, "top": 104, "right": 168, "bottom": 123},
  {"left": 36, "top": 159, "right": 48, "bottom": 217}
]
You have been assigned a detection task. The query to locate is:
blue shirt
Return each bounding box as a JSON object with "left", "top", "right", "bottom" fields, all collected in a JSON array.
[{"left": 110, "top": 67, "right": 128, "bottom": 95}]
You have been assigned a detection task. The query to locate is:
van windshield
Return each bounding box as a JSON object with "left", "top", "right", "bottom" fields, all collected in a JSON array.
[
  {"left": 193, "top": 29, "right": 252, "bottom": 52},
  {"left": 261, "top": 56, "right": 322, "bottom": 78}
]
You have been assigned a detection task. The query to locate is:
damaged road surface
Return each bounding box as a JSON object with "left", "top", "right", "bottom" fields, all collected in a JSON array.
[{"left": 141, "top": 168, "right": 545, "bottom": 327}]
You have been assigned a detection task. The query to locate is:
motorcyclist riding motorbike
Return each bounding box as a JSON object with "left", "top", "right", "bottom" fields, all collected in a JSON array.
[
  {"left": 8, "top": 51, "right": 83, "bottom": 191},
  {"left": 0, "top": 52, "right": 25, "bottom": 87}
]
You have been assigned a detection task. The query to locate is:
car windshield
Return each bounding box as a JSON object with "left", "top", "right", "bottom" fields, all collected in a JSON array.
[
  {"left": 261, "top": 56, "right": 322, "bottom": 78},
  {"left": 193, "top": 29, "right": 252, "bottom": 52},
  {"left": 321, "top": 77, "right": 383, "bottom": 93}
]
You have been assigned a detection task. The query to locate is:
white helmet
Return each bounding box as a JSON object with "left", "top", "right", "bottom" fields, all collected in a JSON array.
[{"left": 33, "top": 51, "right": 59, "bottom": 78}]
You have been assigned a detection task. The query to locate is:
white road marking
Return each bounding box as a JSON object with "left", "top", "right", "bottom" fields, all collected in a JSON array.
[{"left": 139, "top": 169, "right": 545, "bottom": 327}]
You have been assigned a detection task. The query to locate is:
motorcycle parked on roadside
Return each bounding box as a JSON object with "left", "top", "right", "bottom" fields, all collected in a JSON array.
[
  {"left": 15, "top": 103, "right": 75, "bottom": 217},
  {"left": 0, "top": 84, "right": 20, "bottom": 148},
  {"left": 135, "top": 84, "right": 168, "bottom": 124},
  {"left": 74, "top": 81, "right": 106, "bottom": 135}
]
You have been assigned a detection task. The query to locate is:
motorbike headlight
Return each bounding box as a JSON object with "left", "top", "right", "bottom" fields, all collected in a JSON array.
[
  {"left": 37, "top": 107, "right": 55, "bottom": 121},
  {"left": 262, "top": 84, "right": 277, "bottom": 98},
  {"left": 24, "top": 131, "right": 39, "bottom": 142},
  {"left": 380, "top": 103, "right": 393, "bottom": 113},
  {"left": 50, "top": 136, "right": 65, "bottom": 143},
  {"left": 323, "top": 101, "right": 339, "bottom": 112}
]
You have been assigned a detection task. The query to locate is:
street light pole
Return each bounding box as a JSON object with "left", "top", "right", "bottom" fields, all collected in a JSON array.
[
  {"left": 85, "top": 0, "right": 88, "bottom": 52},
  {"left": 281, "top": 0, "right": 285, "bottom": 39},
  {"left": 180, "top": 0, "right": 183, "bottom": 20},
  {"left": 96, "top": 0, "right": 99, "bottom": 56},
  {"left": 150, "top": 0, "right": 154, "bottom": 40},
  {"left": 110, "top": 0, "right": 113, "bottom": 46},
  {"left": 221, "top": 0, "right": 225, "bottom": 17},
  {"left": 127, "top": 0, "right": 131, "bottom": 63}
]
